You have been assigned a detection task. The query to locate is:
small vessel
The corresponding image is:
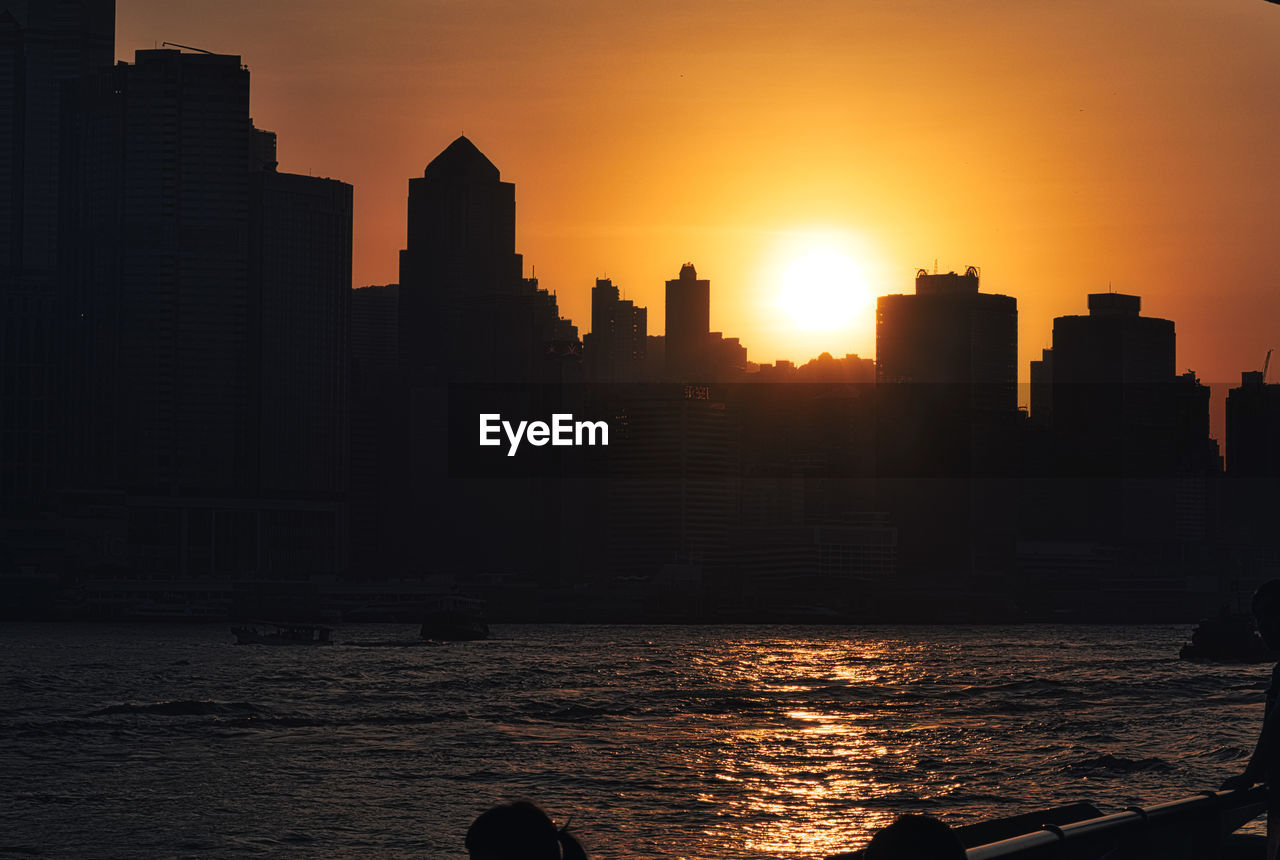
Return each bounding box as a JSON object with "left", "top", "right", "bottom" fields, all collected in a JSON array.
[
  {"left": 231, "top": 621, "right": 334, "bottom": 646},
  {"left": 1179, "top": 609, "right": 1275, "bottom": 663},
  {"left": 419, "top": 594, "right": 489, "bottom": 641},
  {"left": 130, "top": 598, "right": 231, "bottom": 622}
]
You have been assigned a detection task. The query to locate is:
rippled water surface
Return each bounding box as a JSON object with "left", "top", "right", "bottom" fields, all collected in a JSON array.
[{"left": 0, "top": 623, "right": 1269, "bottom": 858}]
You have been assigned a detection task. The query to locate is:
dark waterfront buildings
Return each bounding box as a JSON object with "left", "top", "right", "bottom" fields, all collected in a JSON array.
[
  {"left": 1221, "top": 370, "right": 1280, "bottom": 589},
  {"left": 872, "top": 268, "right": 1020, "bottom": 604},
  {"left": 55, "top": 47, "right": 352, "bottom": 593},
  {"left": 1019, "top": 292, "right": 1220, "bottom": 619},
  {"left": 392, "top": 137, "right": 580, "bottom": 593}
]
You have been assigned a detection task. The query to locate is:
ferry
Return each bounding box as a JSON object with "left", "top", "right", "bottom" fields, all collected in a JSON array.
[
  {"left": 419, "top": 594, "right": 489, "bottom": 641},
  {"left": 230, "top": 621, "right": 333, "bottom": 646},
  {"left": 1180, "top": 610, "right": 1276, "bottom": 663}
]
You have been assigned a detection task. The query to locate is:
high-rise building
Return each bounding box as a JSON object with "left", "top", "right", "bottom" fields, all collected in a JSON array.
[
  {"left": 251, "top": 160, "right": 352, "bottom": 496},
  {"left": 59, "top": 48, "right": 352, "bottom": 582},
  {"left": 0, "top": 0, "right": 114, "bottom": 513},
  {"left": 1052, "top": 292, "right": 1174, "bottom": 384},
  {"left": 0, "top": 0, "right": 113, "bottom": 275},
  {"left": 398, "top": 136, "right": 574, "bottom": 384},
  {"left": 351, "top": 285, "right": 400, "bottom": 383},
  {"left": 606, "top": 391, "right": 736, "bottom": 578},
  {"left": 1227, "top": 370, "right": 1280, "bottom": 478},
  {"left": 873, "top": 267, "right": 1019, "bottom": 589},
  {"left": 1032, "top": 293, "right": 1214, "bottom": 567},
  {"left": 349, "top": 284, "right": 404, "bottom": 577},
  {"left": 585, "top": 278, "right": 647, "bottom": 383},
  {"left": 1222, "top": 370, "right": 1280, "bottom": 579},
  {"left": 875, "top": 267, "right": 1017, "bottom": 413},
  {"left": 394, "top": 137, "right": 580, "bottom": 586},
  {"left": 1048, "top": 292, "right": 1176, "bottom": 475},
  {"left": 63, "top": 49, "right": 256, "bottom": 494},
  {"left": 664, "top": 263, "right": 710, "bottom": 381}
]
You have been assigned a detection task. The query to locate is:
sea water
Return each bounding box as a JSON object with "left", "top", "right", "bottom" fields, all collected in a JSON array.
[{"left": 0, "top": 623, "right": 1266, "bottom": 858}]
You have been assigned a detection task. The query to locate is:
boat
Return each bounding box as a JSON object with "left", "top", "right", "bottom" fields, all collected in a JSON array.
[
  {"left": 231, "top": 621, "right": 333, "bottom": 646},
  {"left": 1179, "top": 609, "right": 1276, "bottom": 663},
  {"left": 129, "top": 597, "right": 231, "bottom": 622},
  {"left": 419, "top": 594, "right": 489, "bottom": 641}
]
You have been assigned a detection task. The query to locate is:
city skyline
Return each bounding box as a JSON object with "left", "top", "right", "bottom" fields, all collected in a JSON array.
[
  {"left": 117, "top": 0, "right": 1280, "bottom": 377},
  {"left": 3, "top": 0, "right": 1276, "bottom": 621}
]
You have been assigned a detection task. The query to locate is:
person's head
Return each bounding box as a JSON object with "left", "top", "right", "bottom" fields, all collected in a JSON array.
[
  {"left": 864, "top": 814, "right": 966, "bottom": 860},
  {"left": 1253, "top": 580, "right": 1280, "bottom": 650},
  {"left": 465, "top": 801, "right": 587, "bottom": 860}
]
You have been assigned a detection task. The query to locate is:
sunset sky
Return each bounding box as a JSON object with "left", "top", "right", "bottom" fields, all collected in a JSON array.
[{"left": 118, "top": 0, "right": 1280, "bottom": 381}]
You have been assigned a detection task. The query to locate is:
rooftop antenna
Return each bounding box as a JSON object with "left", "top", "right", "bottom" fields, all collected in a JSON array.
[
  {"left": 1264, "top": 348, "right": 1273, "bottom": 383},
  {"left": 161, "top": 41, "right": 217, "bottom": 55}
]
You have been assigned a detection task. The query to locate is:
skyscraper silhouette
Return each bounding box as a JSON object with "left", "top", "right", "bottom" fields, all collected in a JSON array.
[
  {"left": 393, "top": 137, "right": 579, "bottom": 588},
  {"left": 1227, "top": 369, "right": 1280, "bottom": 478},
  {"left": 59, "top": 48, "right": 352, "bottom": 585},
  {"left": 63, "top": 49, "right": 256, "bottom": 494},
  {"left": 875, "top": 267, "right": 1017, "bottom": 414},
  {"left": 1046, "top": 292, "right": 1176, "bottom": 477},
  {"left": 1022, "top": 292, "right": 1217, "bottom": 618},
  {"left": 873, "top": 267, "right": 1019, "bottom": 599},
  {"left": 398, "top": 136, "right": 574, "bottom": 384},
  {"left": 585, "top": 278, "right": 647, "bottom": 383},
  {"left": 251, "top": 146, "right": 352, "bottom": 497},
  {"left": 0, "top": 0, "right": 114, "bottom": 513},
  {"left": 665, "top": 263, "right": 710, "bottom": 381}
]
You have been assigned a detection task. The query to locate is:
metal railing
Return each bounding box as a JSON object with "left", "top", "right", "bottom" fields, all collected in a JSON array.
[{"left": 964, "top": 787, "right": 1267, "bottom": 860}]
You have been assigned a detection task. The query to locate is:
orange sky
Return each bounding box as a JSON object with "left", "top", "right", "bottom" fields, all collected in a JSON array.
[{"left": 118, "top": 0, "right": 1280, "bottom": 382}]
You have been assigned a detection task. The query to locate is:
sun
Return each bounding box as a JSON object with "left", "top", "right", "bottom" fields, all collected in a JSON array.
[{"left": 772, "top": 237, "right": 875, "bottom": 332}]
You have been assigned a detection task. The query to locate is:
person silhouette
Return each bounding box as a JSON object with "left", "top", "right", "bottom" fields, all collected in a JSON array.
[
  {"left": 863, "top": 814, "right": 966, "bottom": 860},
  {"left": 1220, "top": 578, "right": 1280, "bottom": 860},
  {"left": 465, "top": 800, "right": 588, "bottom": 860}
]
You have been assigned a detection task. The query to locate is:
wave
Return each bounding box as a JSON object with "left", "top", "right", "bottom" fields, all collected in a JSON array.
[
  {"left": 85, "top": 700, "right": 262, "bottom": 718},
  {"left": 1062, "top": 754, "right": 1173, "bottom": 775},
  {"left": 4, "top": 709, "right": 459, "bottom": 740},
  {"left": 1201, "top": 746, "right": 1250, "bottom": 763},
  {"left": 956, "top": 679, "right": 1072, "bottom": 697}
]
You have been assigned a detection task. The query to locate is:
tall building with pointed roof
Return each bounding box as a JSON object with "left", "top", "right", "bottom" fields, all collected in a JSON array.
[{"left": 397, "top": 135, "right": 575, "bottom": 383}]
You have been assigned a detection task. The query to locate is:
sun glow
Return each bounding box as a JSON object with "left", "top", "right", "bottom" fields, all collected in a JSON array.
[{"left": 770, "top": 233, "right": 877, "bottom": 333}]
